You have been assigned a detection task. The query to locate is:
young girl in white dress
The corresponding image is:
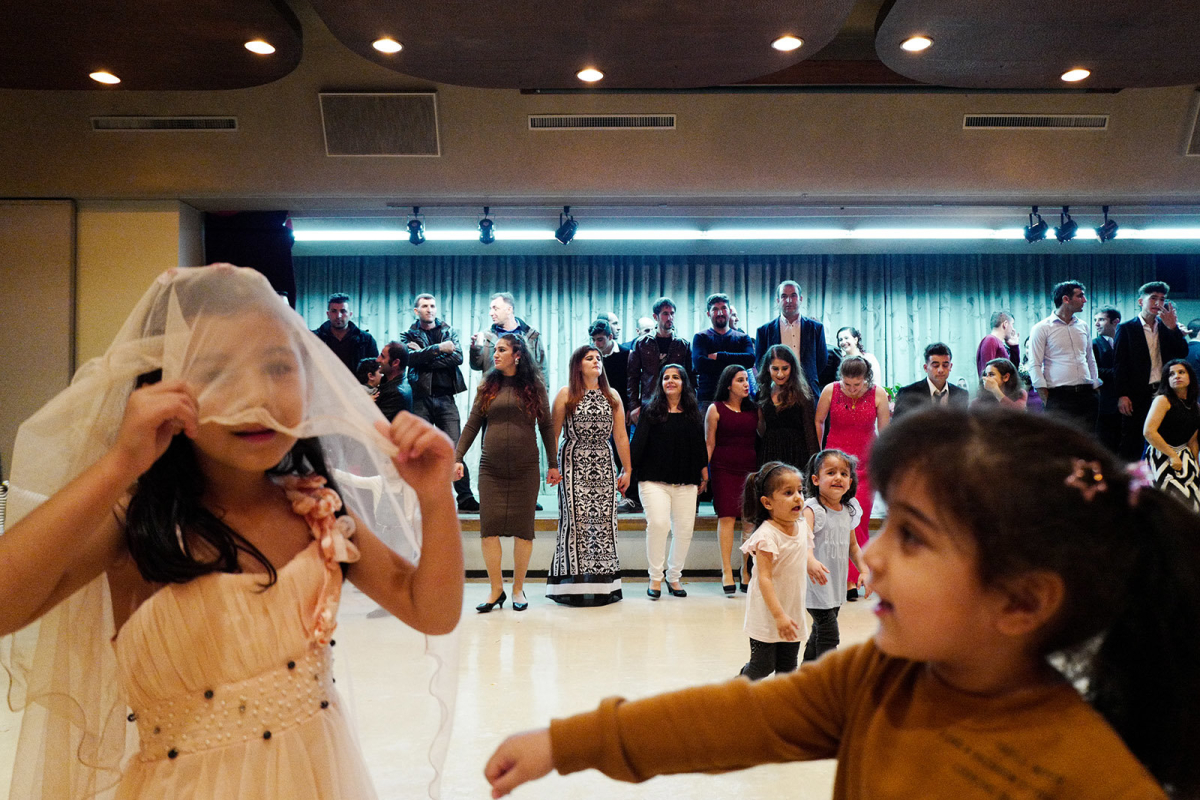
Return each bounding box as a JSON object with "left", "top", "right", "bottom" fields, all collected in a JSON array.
[
  {"left": 737, "top": 462, "right": 829, "bottom": 680},
  {"left": 0, "top": 265, "right": 463, "bottom": 800}
]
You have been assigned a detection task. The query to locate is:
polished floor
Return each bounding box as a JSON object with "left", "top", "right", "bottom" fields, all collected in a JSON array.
[{"left": 0, "top": 580, "right": 880, "bottom": 798}]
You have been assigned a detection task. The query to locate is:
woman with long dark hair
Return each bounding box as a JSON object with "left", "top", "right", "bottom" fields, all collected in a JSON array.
[
  {"left": 835, "top": 326, "right": 883, "bottom": 388},
  {"left": 972, "top": 357, "right": 1027, "bottom": 410},
  {"left": 756, "top": 344, "right": 820, "bottom": 471},
  {"left": 455, "top": 333, "right": 558, "bottom": 612},
  {"left": 630, "top": 364, "right": 708, "bottom": 599},
  {"left": 546, "top": 345, "right": 631, "bottom": 606},
  {"left": 1143, "top": 358, "right": 1200, "bottom": 511},
  {"left": 705, "top": 364, "right": 759, "bottom": 595}
]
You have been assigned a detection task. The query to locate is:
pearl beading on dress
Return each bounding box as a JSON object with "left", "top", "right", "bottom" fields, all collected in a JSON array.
[{"left": 132, "top": 644, "right": 334, "bottom": 762}]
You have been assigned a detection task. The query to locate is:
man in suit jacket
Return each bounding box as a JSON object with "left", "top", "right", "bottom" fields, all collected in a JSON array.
[
  {"left": 1092, "top": 306, "right": 1122, "bottom": 453},
  {"left": 755, "top": 280, "right": 827, "bottom": 398},
  {"left": 1114, "top": 281, "right": 1187, "bottom": 461},
  {"left": 893, "top": 343, "right": 969, "bottom": 418}
]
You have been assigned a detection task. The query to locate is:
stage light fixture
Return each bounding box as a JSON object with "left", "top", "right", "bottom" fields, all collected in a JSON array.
[
  {"left": 478, "top": 207, "right": 495, "bottom": 244},
  {"left": 1024, "top": 206, "right": 1048, "bottom": 243},
  {"left": 1097, "top": 205, "right": 1119, "bottom": 242},
  {"left": 407, "top": 206, "right": 425, "bottom": 245},
  {"left": 1056, "top": 206, "right": 1078, "bottom": 243},
  {"left": 555, "top": 206, "right": 577, "bottom": 245}
]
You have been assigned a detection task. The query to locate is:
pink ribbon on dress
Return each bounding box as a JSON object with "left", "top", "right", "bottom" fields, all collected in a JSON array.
[{"left": 280, "top": 474, "right": 361, "bottom": 647}]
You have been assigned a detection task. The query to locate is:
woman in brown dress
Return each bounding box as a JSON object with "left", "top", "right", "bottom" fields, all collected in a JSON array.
[{"left": 455, "top": 333, "right": 558, "bottom": 613}]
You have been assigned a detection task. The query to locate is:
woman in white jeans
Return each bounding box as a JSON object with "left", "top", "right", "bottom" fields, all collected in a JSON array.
[{"left": 629, "top": 364, "right": 709, "bottom": 599}]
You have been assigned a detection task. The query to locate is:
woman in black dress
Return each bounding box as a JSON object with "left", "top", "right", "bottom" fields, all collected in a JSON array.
[
  {"left": 1143, "top": 359, "right": 1200, "bottom": 512},
  {"left": 756, "top": 344, "right": 820, "bottom": 471}
]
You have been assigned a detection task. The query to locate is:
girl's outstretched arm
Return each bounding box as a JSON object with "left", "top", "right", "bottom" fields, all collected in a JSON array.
[
  {"left": 484, "top": 728, "right": 554, "bottom": 798},
  {"left": 0, "top": 381, "right": 198, "bottom": 635},
  {"left": 349, "top": 414, "right": 464, "bottom": 635}
]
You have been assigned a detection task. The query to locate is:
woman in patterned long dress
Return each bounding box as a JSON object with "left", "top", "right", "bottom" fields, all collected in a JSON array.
[
  {"left": 814, "top": 355, "right": 890, "bottom": 598},
  {"left": 1143, "top": 359, "right": 1200, "bottom": 512},
  {"left": 547, "top": 346, "right": 631, "bottom": 606}
]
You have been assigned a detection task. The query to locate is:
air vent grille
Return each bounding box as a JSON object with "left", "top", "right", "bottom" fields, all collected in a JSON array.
[
  {"left": 963, "top": 114, "right": 1108, "bottom": 130},
  {"left": 91, "top": 116, "right": 238, "bottom": 131},
  {"left": 529, "top": 114, "right": 676, "bottom": 130}
]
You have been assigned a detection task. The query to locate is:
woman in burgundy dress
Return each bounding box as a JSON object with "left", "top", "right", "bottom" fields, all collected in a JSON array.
[
  {"left": 705, "top": 365, "right": 759, "bottom": 595},
  {"left": 813, "top": 355, "right": 890, "bottom": 599}
]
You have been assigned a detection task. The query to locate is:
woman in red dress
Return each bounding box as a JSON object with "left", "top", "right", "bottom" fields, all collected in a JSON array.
[{"left": 813, "top": 355, "right": 890, "bottom": 598}]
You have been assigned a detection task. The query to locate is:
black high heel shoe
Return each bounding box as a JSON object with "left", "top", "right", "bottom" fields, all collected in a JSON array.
[
  {"left": 512, "top": 591, "right": 529, "bottom": 611},
  {"left": 723, "top": 584, "right": 736, "bottom": 596},
  {"left": 476, "top": 591, "right": 507, "bottom": 613},
  {"left": 646, "top": 584, "right": 662, "bottom": 600},
  {"left": 667, "top": 582, "right": 687, "bottom": 598}
]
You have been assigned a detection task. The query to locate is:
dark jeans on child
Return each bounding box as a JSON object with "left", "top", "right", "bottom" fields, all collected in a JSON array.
[
  {"left": 740, "top": 638, "right": 801, "bottom": 680},
  {"left": 802, "top": 607, "right": 841, "bottom": 662}
]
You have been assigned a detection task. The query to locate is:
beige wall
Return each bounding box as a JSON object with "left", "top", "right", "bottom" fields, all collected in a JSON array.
[
  {"left": 0, "top": 201, "right": 74, "bottom": 480},
  {"left": 75, "top": 201, "right": 202, "bottom": 363}
]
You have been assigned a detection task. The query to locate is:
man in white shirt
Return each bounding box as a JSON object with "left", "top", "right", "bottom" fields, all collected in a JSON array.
[
  {"left": 1113, "top": 281, "right": 1187, "bottom": 460},
  {"left": 893, "top": 343, "right": 969, "bottom": 417},
  {"left": 1028, "top": 280, "right": 1100, "bottom": 429}
]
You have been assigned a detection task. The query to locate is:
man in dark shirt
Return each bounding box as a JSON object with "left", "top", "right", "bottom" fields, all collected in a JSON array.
[
  {"left": 374, "top": 341, "right": 411, "bottom": 422},
  {"left": 312, "top": 292, "right": 378, "bottom": 374},
  {"left": 404, "top": 293, "right": 478, "bottom": 511},
  {"left": 589, "top": 318, "right": 630, "bottom": 414},
  {"left": 1093, "top": 306, "right": 1121, "bottom": 453},
  {"left": 692, "top": 293, "right": 755, "bottom": 409},
  {"left": 1186, "top": 317, "right": 1200, "bottom": 377}
]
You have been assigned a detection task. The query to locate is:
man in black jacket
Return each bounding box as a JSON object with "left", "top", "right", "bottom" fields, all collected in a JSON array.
[
  {"left": 1114, "top": 281, "right": 1187, "bottom": 461},
  {"left": 375, "top": 341, "right": 411, "bottom": 423},
  {"left": 1092, "top": 306, "right": 1122, "bottom": 453},
  {"left": 403, "top": 293, "right": 478, "bottom": 511},
  {"left": 312, "top": 292, "right": 378, "bottom": 374},
  {"left": 892, "top": 343, "right": 969, "bottom": 418}
]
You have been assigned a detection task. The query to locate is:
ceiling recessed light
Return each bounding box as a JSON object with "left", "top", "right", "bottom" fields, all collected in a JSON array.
[
  {"left": 244, "top": 40, "right": 276, "bottom": 55},
  {"left": 89, "top": 71, "right": 120, "bottom": 85},
  {"left": 771, "top": 36, "right": 803, "bottom": 52},
  {"left": 1061, "top": 68, "right": 1090, "bottom": 82},
  {"left": 373, "top": 38, "right": 403, "bottom": 54},
  {"left": 577, "top": 68, "right": 604, "bottom": 82},
  {"left": 901, "top": 36, "right": 932, "bottom": 52}
]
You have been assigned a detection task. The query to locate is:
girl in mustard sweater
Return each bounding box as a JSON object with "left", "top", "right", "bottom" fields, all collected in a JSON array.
[{"left": 485, "top": 408, "right": 1200, "bottom": 799}]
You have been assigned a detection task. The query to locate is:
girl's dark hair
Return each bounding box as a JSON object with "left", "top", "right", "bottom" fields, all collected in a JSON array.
[
  {"left": 355, "top": 357, "right": 380, "bottom": 385},
  {"left": 713, "top": 364, "right": 755, "bottom": 411},
  {"left": 978, "top": 357, "right": 1024, "bottom": 402},
  {"left": 475, "top": 332, "right": 548, "bottom": 421},
  {"left": 1156, "top": 358, "right": 1199, "bottom": 409},
  {"left": 643, "top": 363, "right": 701, "bottom": 425},
  {"left": 870, "top": 407, "right": 1200, "bottom": 795},
  {"left": 756, "top": 344, "right": 812, "bottom": 406},
  {"left": 803, "top": 449, "right": 859, "bottom": 513},
  {"left": 741, "top": 461, "right": 803, "bottom": 526},
  {"left": 123, "top": 435, "right": 343, "bottom": 587},
  {"left": 838, "top": 354, "right": 873, "bottom": 386}
]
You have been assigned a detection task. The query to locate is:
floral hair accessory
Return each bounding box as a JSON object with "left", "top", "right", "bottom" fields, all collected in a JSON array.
[
  {"left": 1065, "top": 458, "right": 1107, "bottom": 501},
  {"left": 1125, "top": 461, "right": 1155, "bottom": 506}
]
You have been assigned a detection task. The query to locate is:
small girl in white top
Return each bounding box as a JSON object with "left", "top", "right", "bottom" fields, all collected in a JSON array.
[
  {"left": 803, "top": 449, "right": 870, "bottom": 662},
  {"left": 737, "top": 461, "right": 829, "bottom": 680}
]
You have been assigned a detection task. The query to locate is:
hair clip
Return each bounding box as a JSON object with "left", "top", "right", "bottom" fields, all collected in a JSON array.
[
  {"left": 1124, "top": 461, "right": 1155, "bottom": 507},
  {"left": 1064, "top": 458, "right": 1107, "bottom": 501}
]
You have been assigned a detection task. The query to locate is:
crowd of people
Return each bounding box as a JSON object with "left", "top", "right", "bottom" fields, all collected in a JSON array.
[
  {"left": 4, "top": 266, "right": 1199, "bottom": 799},
  {"left": 316, "top": 277, "right": 1200, "bottom": 616}
]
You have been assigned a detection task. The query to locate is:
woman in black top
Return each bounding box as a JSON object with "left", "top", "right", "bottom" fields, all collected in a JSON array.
[
  {"left": 630, "top": 364, "right": 708, "bottom": 599},
  {"left": 1143, "top": 359, "right": 1200, "bottom": 512}
]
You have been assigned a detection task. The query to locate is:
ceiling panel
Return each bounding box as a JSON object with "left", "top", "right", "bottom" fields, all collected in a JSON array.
[
  {"left": 876, "top": 0, "right": 1200, "bottom": 89},
  {"left": 309, "top": 0, "right": 858, "bottom": 89},
  {"left": 0, "top": 0, "right": 302, "bottom": 90}
]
